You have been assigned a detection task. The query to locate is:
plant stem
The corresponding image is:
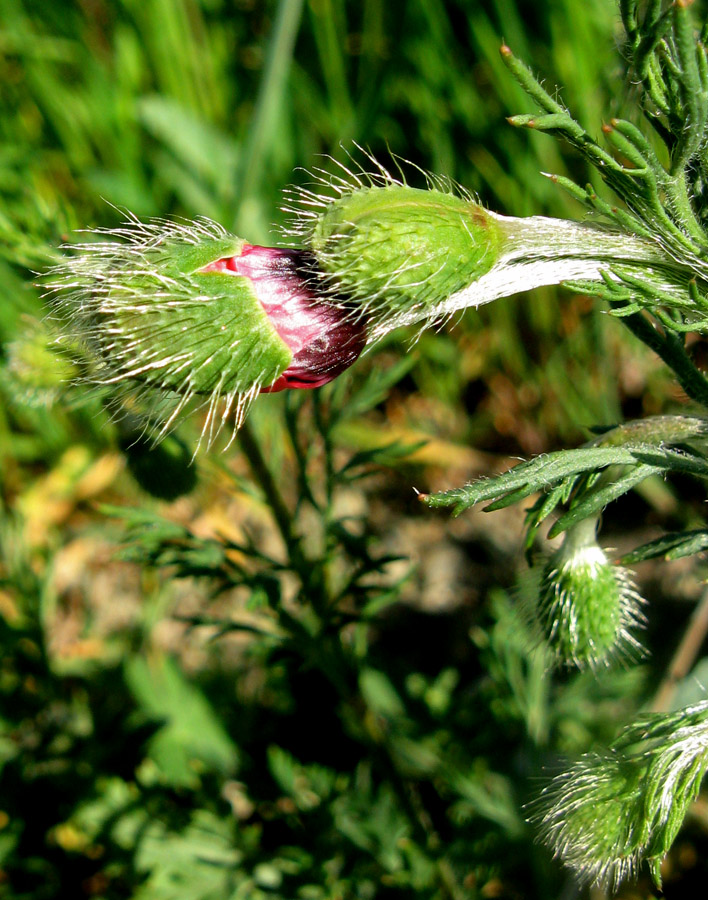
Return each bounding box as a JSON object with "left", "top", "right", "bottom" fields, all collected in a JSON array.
[
  {"left": 238, "top": 418, "right": 302, "bottom": 563},
  {"left": 238, "top": 417, "right": 347, "bottom": 686},
  {"left": 620, "top": 311, "right": 708, "bottom": 409}
]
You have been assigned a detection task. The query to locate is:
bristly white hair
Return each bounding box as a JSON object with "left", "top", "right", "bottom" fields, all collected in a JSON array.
[
  {"left": 281, "top": 144, "right": 476, "bottom": 239},
  {"left": 44, "top": 213, "right": 273, "bottom": 452},
  {"left": 534, "top": 699, "right": 708, "bottom": 891},
  {"left": 280, "top": 146, "right": 484, "bottom": 341}
]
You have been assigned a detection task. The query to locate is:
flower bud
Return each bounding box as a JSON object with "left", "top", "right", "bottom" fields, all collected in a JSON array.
[
  {"left": 285, "top": 156, "right": 671, "bottom": 339},
  {"left": 533, "top": 517, "right": 645, "bottom": 669},
  {"left": 308, "top": 183, "right": 503, "bottom": 334},
  {"left": 48, "top": 218, "right": 366, "bottom": 445},
  {"left": 535, "top": 701, "right": 708, "bottom": 890}
]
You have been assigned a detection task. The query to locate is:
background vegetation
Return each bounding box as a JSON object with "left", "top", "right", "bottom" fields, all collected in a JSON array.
[{"left": 1, "top": 0, "right": 707, "bottom": 897}]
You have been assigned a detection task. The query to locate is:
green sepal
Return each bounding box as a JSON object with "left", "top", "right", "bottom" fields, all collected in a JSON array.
[
  {"left": 311, "top": 184, "right": 503, "bottom": 319},
  {"left": 105, "top": 250, "right": 292, "bottom": 396},
  {"left": 187, "top": 270, "right": 292, "bottom": 393}
]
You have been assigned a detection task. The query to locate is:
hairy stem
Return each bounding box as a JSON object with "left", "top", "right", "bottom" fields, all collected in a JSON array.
[{"left": 389, "top": 214, "right": 685, "bottom": 329}]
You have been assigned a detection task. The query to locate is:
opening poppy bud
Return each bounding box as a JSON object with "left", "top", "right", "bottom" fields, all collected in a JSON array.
[
  {"left": 201, "top": 245, "right": 366, "bottom": 392},
  {"left": 48, "top": 218, "right": 366, "bottom": 445}
]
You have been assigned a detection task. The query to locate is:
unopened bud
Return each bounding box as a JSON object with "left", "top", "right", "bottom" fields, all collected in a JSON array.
[
  {"left": 202, "top": 245, "right": 365, "bottom": 392},
  {"left": 535, "top": 701, "right": 708, "bottom": 890},
  {"left": 285, "top": 156, "right": 671, "bottom": 338},
  {"left": 308, "top": 183, "right": 503, "bottom": 335},
  {"left": 533, "top": 518, "right": 645, "bottom": 669}
]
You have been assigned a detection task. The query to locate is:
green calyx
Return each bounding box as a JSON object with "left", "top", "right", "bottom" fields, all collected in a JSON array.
[
  {"left": 100, "top": 234, "right": 292, "bottom": 397},
  {"left": 534, "top": 518, "right": 643, "bottom": 669},
  {"left": 48, "top": 218, "right": 300, "bottom": 446},
  {"left": 310, "top": 184, "right": 503, "bottom": 323},
  {"left": 538, "top": 550, "right": 622, "bottom": 668}
]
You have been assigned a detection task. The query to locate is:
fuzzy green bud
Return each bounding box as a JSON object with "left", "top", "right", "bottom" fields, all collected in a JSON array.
[
  {"left": 533, "top": 518, "right": 644, "bottom": 669},
  {"left": 284, "top": 157, "right": 672, "bottom": 340},
  {"left": 535, "top": 700, "right": 708, "bottom": 890},
  {"left": 310, "top": 184, "right": 503, "bottom": 326}
]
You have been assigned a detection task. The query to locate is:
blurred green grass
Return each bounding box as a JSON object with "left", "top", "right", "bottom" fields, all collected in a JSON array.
[{"left": 0, "top": 1, "right": 700, "bottom": 898}]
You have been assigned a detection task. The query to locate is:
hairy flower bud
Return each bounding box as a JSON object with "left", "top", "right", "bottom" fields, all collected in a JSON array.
[
  {"left": 47, "top": 217, "right": 365, "bottom": 446},
  {"left": 535, "top": 701, "right": 708, "bottom": 890},
  {"left": 285, "top": 162, "right": 507, "bottom": 339},
  {"left": 309, "top": 183, "right": 503, "bottom": 331},
  {"left": 532, "top": 517, "right": 645, "bottom": 669},
  {"left": 284, "top": 154, "right": 672, "bottom": 340}
]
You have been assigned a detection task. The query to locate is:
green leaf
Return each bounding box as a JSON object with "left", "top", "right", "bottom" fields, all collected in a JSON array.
[
  {"left": 425, "top": 418, "right": 708, "bottom": 538},
  {"left": 621, "top": 529, "right": 708, "bottom": 564},
  {"left": 548, "top": 462, "right": 663, "bottom": 538},
  {"left": 132, "top": 810, "right": 242, "bottom": 900},
  {"left": 359, "top": 667, "right": 406, "bottom": 720},
  {"left": 424, "top": 446, "right": 643, "bottom": 514},
  {"left": 125, "top": 653, "right": 239, "bottom": 788}
]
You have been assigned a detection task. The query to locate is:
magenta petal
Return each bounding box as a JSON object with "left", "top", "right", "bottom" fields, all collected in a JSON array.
[{"left": 202, "top": 244, "right": 366, "bottom": 391}]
